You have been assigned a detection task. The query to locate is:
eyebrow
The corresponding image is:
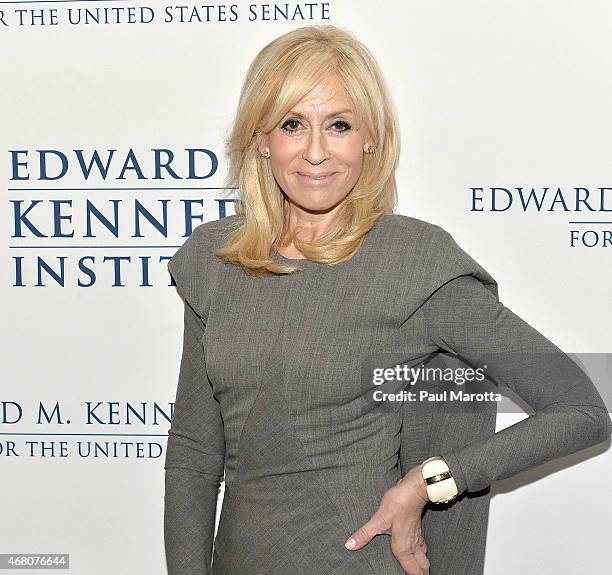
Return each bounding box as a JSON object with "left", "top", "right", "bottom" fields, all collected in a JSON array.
[{"left": 285, "top": 109, "right": 355, "bottom": 119}]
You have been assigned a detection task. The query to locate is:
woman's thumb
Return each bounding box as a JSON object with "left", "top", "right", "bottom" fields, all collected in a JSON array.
[{"left": 344, "top": 515, "right": 383, "bottom": 550}]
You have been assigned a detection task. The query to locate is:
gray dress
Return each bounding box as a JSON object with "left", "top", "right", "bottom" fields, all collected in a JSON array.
[{"left": 163, "top": 213, "right": 610, "bottom": 575}]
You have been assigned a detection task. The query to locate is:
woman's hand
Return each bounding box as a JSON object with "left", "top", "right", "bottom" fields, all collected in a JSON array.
[{"left": 344, "top": 464, "right": 430, "bottom": 575}]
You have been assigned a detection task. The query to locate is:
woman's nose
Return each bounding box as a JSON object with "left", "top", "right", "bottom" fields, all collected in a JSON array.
[{"left": 301, "top": 130, "right": 329, "bottom": 164}]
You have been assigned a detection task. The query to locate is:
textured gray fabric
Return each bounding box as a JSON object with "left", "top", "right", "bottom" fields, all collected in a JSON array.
[{"left": 164, "top": 213, "right": 611, "bottom": 575}]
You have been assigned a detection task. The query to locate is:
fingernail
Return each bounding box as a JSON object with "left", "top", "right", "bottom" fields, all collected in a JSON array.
[{"left": 345, "top": 538, "right": 357, "bottom": 550}]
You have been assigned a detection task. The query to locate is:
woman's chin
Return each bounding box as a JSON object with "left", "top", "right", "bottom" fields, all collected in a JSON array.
[{"left": 285, "top": 192, "right": 350, "bottom": 214}]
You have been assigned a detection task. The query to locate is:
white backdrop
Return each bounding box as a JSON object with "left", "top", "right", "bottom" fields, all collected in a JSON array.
[{"left": 1, "top": 1, "right": 610, "bottom": 573}]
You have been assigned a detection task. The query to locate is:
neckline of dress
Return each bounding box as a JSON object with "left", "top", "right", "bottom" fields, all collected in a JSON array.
[{"left": 271, "top": 214, "right": 389, "bottom": 267}]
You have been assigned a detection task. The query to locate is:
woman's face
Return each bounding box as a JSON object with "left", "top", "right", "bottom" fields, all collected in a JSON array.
[{"left": 260, "top": 76, "right": 372, "bottom": 215}]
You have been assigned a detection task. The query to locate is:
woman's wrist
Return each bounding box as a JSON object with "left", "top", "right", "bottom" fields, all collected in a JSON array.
[
  {"left": 398, "top": 463, "right": 429, "bottom": 507},
  {"left": 415, "top": 462, "right": 430, "bottom": 504}
]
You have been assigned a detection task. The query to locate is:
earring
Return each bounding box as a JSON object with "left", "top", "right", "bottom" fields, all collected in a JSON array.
[
  {"left": 365, "top": 144, "right": 375, "bottom": 154},
  {"left": 260, "top": 149, "right": 270, "bottom": 158}
]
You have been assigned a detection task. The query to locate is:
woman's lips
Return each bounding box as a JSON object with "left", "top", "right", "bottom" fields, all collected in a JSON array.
[{"left": 296, "top": 172, "right": 338, "bottom": 185}]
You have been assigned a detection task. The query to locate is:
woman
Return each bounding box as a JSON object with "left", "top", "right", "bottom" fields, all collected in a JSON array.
[{"left": 163, "top": 24, "right": 611, "bottom": 575}]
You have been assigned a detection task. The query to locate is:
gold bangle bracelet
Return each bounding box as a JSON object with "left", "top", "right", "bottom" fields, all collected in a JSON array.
[{"left": 424, "top": 470, "right": 453, "bottom": 485}]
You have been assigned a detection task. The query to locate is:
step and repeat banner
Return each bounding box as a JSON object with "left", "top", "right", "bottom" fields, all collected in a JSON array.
[{"left": 2, "top": 1, "right": 610, "bottom": 573}]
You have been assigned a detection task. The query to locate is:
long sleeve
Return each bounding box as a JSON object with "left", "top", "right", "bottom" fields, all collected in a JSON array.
[
  {"left": 419, "top": 273, "right": 611, "bottom": 495},
  {"left": 164, "top": 230, "right": 226, "bottom": 574}
]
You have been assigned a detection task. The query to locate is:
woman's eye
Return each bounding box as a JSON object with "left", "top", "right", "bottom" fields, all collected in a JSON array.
[
  {"left": 280, "top": 119, "right": 301, "bottom": 133},
  {"left": 280, "top": 119, "right": 353, "bottom": 134},
  {"left": 331, "top": 120, "right": 352, "bottom": 132}
]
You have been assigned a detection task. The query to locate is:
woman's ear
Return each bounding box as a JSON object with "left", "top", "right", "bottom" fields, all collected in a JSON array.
[
  {"left": 254, "top": 130, "right": 269, "bottom": 155},
  {"left": 364, "top": 143, "right": 375, "bottom": 154}
]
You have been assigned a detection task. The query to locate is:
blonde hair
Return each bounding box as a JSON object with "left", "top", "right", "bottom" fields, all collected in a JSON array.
[{"left": 216, "top": 24, "right": 400, "bottom": 277}]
